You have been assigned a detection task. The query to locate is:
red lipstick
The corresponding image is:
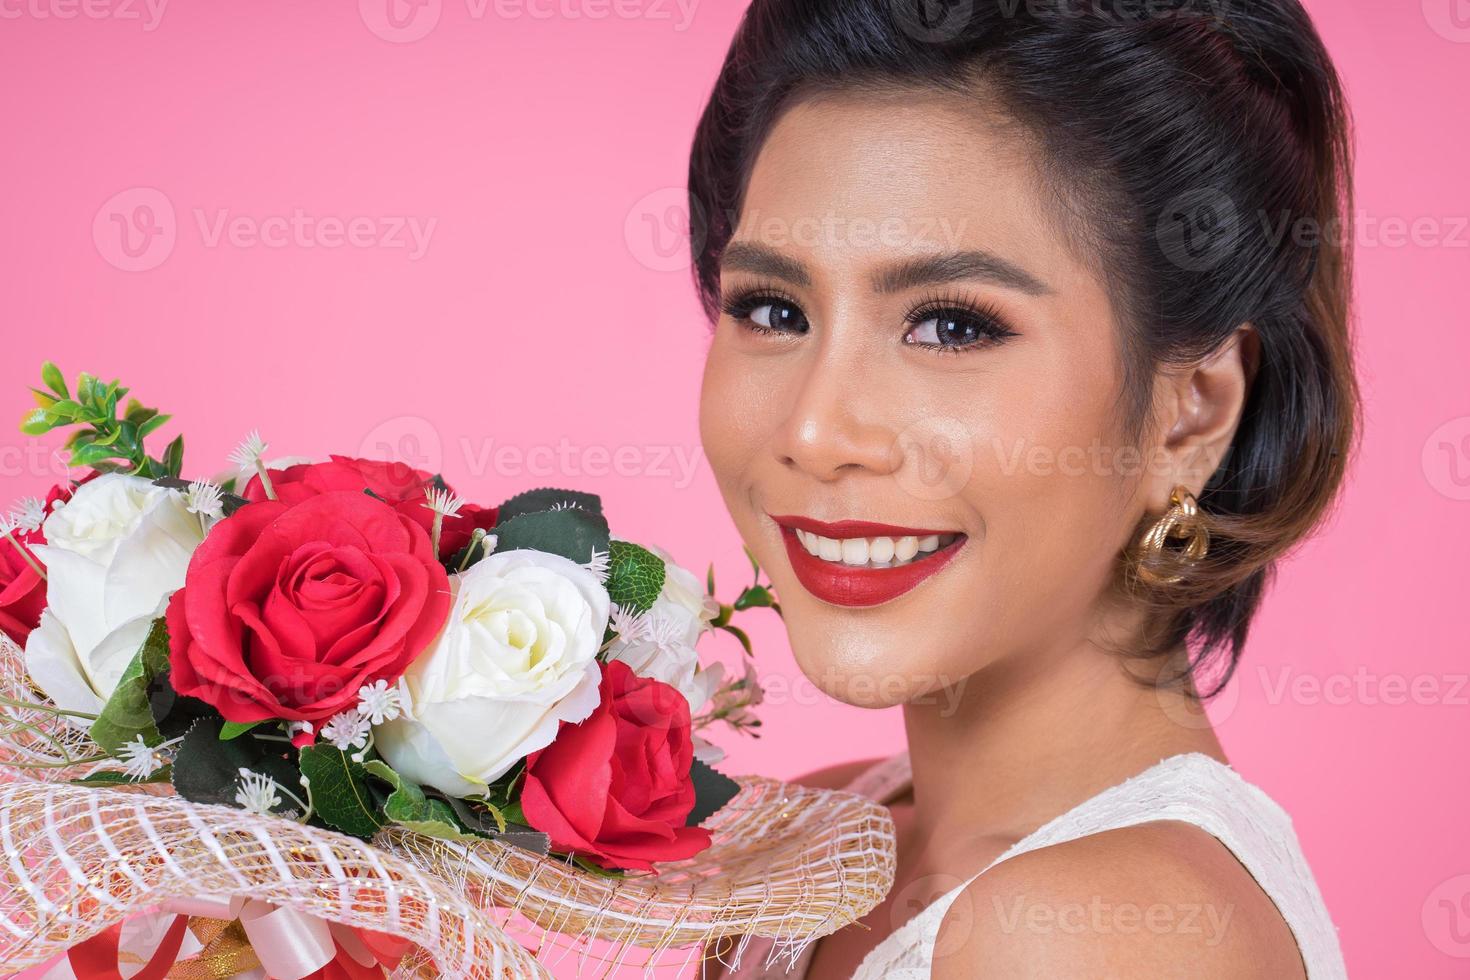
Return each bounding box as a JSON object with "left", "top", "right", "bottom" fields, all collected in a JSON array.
[{"left": 768, "top": 514, "right": 966, "bottom": 608}]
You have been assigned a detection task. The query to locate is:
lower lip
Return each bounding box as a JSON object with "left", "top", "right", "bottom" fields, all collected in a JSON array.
[{"left": 777, "top": 526, "right": 965, "bottom": 607}]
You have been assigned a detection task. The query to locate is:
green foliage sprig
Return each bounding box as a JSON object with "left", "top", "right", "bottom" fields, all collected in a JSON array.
[{"left": 19, "top": 362, "right": 182, "bottom": 478}]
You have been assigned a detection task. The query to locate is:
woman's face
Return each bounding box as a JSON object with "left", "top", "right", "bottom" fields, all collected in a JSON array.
[{"left": 699, "top": 90, "right": 1166, "bottom": 708}]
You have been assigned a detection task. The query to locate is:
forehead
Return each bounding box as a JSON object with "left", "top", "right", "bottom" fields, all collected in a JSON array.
[{"left": 735, "top": 89, "right": 1095, "bottom": 291}]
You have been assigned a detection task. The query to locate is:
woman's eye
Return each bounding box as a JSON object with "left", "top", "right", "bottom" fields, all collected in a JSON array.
[
  {"left": 904, "top": 309, "right": 1011, "bottom": 350},
  {"left": 733, "top": 297, "right": 809, "bottom": 334}
]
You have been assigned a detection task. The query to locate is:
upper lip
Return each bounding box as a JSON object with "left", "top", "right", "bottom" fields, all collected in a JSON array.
[{"left": 768, "top": 514, "right": 962, "bottom": 539}]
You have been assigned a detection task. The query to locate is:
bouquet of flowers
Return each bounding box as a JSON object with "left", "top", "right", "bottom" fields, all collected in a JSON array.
[{"left": 0, "top": 366, "right": 894, "bottom": 980}]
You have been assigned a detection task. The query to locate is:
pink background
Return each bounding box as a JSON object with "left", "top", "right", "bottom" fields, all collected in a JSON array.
[{"left": 1, "top": 1, "right": 1467, "bottom": 976}]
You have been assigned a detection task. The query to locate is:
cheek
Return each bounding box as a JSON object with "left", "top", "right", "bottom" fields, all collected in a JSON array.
[{"left": 698, "top": 330, "right": 778, "bottom": 499}]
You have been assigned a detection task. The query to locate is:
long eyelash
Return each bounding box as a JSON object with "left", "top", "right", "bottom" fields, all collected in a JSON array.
[
  {"left": 719, "top": 279, "right": 803, "bottom": 335},
  {"left": 719, "top": 280, "right": 797, "bottom": 317},
  {"left": 904, "top": 289, "right": 1018, "bottom": 352}
]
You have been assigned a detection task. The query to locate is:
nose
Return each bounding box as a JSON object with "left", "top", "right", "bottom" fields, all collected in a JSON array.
[{"left": 772, "top": 343, "right": 899, "bottom": 482}]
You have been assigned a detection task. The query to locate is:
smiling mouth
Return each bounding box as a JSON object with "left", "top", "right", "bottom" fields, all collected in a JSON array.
[{"left": 768, "top": 515, "right": 967, "bottom": 608}]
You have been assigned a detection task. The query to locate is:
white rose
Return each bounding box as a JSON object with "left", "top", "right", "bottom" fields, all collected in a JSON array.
[
  {"left": 24, "top": 473, "right": 206, "bottom": 717},
  {"left": 605, "top": 545, "right": 721, "bottom": 711},
  {"left": 375, "top": 548, "right": 610, "bottom": 797}
]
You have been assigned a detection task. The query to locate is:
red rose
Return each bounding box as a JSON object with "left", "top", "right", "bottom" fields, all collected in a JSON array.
[
  {"left": 520, "top": 660, "right": 711, "bottom": 872},
  {"left": 0, "top": 527, "right": 45, "bottom": 647},
  {"left": 0, "top": 476, "right": 94, "bottom": 647},
  {"left": 243, "top": 457, "right": 496, "bottom": 560},
  {"left": 167, "top": 490, "right": 450, "bottom": 728}
]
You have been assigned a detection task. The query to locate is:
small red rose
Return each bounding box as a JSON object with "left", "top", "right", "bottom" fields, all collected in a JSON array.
[
  {"left": 167, "top": 490, "right": 450, "bottom": 728},
  {"left": 0, "top": 526, "right": 45, "bottom": 647},
  {"left": 243, "top": 456, "right": 496, "bottom": 560},
  {"left": 520, "top": 659, "right": 711, "bottom": 872}
]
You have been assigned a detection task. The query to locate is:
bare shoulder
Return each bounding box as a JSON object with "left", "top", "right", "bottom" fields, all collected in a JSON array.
[
  {"left": 791, "top": 757, "right": 884, "bottom": 791},
  {"left": 930, "top": 820, "right": 1304, "bottom": 979}
]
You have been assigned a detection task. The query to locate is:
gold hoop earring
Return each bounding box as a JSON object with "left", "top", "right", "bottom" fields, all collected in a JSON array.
[{"left": 1135, "top": 485, "right": 1210, "bottom": 586}]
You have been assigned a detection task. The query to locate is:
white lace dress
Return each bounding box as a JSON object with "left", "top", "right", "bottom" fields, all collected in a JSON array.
[{"left": 721, "top": 752, "right": 1346, "bottom": 979}]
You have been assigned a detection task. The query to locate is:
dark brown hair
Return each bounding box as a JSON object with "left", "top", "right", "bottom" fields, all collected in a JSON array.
[{"left": 687, "top": 0, "right": 1359, "bottom": 694}]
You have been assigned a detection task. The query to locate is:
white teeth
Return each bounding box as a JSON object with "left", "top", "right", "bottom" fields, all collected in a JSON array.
[
  {"left": 869, "top": 536, "right": 895, "bottom": 563},
  {"left": 792, "top": 529, "right": 959, "bottom": 569}
]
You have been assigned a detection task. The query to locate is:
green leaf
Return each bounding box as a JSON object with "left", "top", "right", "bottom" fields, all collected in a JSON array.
[
  {"left": 89, "top": 621, "right": 169, "bottom": 753},
  {"left": 20, "top": 411, "right": 53, "bottom": 436},
  {"left": 219, "top": 720, "right": 264, "bottom": 741},
  {"left": 363, "top": 759, "right": 483, "bottom": 841},
  {"left": 444, "top": 796, "right": 508, "bottom": 836},
  {"left": 605, "top": 540, "right": 666, "bottom": 614},
  {"left": 72, "top": 766, "right": 172, "bottom": 786},
  {"left": 492, "top": 507, "right": 610, "bottom": 566},
  {"left": 298, "top": 745, "right": 384, "bottom": 839},
  {"left": 161, "top": 435, "right": 184, "bottom": 478},
  {"left": 70, "top": 442, "right": 124, "bottom": 468},
  {"left": 171, "top": 717, "right": 298, "bottom": 809},
  {"left": 136, "top": 413, "right": 170, "bottom": 441},
  {"left": 720, "top": 624, "right": 752, "bottom": 657},
  {"left": 733, "top": 585, "right": 776, "bottom": 611},
  {"left": 495, "top": 487, "right": 603, "bottom": 523},
  {"left": 40, "top": 362, "right": 68, "bottom": 398},
  {"left": 686, "top": 759, "right": 741, "bottom": 827},
  {"left": 706, "top": 563, "right": 716, "bottom": 596}
]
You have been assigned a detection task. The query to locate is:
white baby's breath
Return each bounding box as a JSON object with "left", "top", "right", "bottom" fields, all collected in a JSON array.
[
  {"left": 184, "top": 480, "right": 225, "bottom": 520},
  {"left": 320, "top": 709, "right": 371, "bottom": 750},
  {"left": 422, "top": 487, "right": 465, "bottom": 519},
  {"left": 117, "top": 735, "right": 167, "bottom": 781},
  {"left": 355, "top": 679, "right": 406, "bottom": 725},
  {"left": 8, "top": 497, "right": 45, "bottom": 535},
  {"left": 234, "top": 769, "right": 283, "bottom": 816},
  {"left": 584, "top": 549, "right": 611, "bottom": 583},
  {"left": 285, "top": 719, "right": 315, "bottom": 742},
  {"left": 227, "top": 430, "right": 268, "bottom": 469}
]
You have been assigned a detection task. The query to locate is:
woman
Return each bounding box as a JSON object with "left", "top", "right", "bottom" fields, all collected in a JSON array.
[{"left": 691, "top": 1, "right": 1355, "bottom": 977}]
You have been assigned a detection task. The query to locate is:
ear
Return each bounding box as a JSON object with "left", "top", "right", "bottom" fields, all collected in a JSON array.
[{"left": 1142, "top": 325, "right": 1258, "bottom": 512}]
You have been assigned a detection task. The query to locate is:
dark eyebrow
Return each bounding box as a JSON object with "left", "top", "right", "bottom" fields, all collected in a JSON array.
[
  {"left": 719, "top": 241, "right": 812, "bottom": 287},
  {"left": 870, "top": 250, "right": 1051, "bottom": 296},
  {"left": 719, "top": 241, "right": 1050, "bottom": 296}
]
